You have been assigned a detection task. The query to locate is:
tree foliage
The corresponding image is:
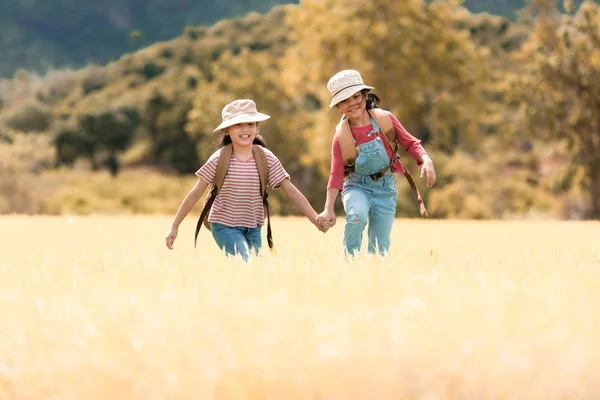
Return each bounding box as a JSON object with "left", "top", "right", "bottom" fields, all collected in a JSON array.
[
  {"left": 282, "top": 0, "right": 491, "bottom": 170},
  {"left": 508, "top": 0, "right": 600, "bottom": 218}
]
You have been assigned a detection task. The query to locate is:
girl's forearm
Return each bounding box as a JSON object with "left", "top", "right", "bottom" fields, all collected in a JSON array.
[
  {"left": 171, "top": 191, "right": 203, "bottom": 229},
  {"left": 171, "top": 180, "right": 208, "bottom": 229},
  {"left": 324, "top": 188, "right": 339, "bottom": 213},
  {"left": 286, "top": 185, "right": 318, "bottom": 222},
  {"left": 419, "top": 153, "right": 432, "bottom": 163}
]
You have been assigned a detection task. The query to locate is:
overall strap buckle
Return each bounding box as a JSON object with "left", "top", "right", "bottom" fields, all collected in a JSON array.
[
  {"left": 370, "top": 171, "right": 384, "bottom": 181},
  {"left": 370, "top": 164, "right": 392, "bottom": 181}
]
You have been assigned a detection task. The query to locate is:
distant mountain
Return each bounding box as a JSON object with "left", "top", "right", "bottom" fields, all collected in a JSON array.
[{"left": 0, "top": 0, "right": 295, "bottom": 77}]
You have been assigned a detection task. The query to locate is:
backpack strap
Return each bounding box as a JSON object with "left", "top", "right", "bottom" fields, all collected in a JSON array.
[
  {"left": 252, "top": 144, "right": 274, "bottom": 250},
  {"left": 213, "top": 145, "right": 233, "bottom": 196},
  {"left": 195, "top": 144, "right": 233, "bottom": 247},
  {"left": 335, "top": 108, "right": 429, "bottom": 218},
  {"left": 370, "top": 109, "right": 429, "bottom": 218},
  {"left": 369, "top": 108, "right": 398, "bottom": 156},
  {"left": 403, "top": 170, "right": 429, "bottom": 218},
  {"left": 335, "top": 109, "right": 396, "bottom": 174},
  {"left": 252, "top": 145, "right": 269, "bottom": 199},
  {"left": 366, "top": 108, "right": 397, "bottom": 180},
  {"left": 335, "top": 116, "right": 358, "bottom": 174}
]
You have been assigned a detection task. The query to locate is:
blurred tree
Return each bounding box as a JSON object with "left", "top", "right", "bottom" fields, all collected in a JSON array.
[
  {"left": 137, "top": 66, "right": 203, "bottom": 173},
  {"left": 54, "top": 102, "right": 140, "bottom": 176},
  {"left": 508, "top": 0, "right": 600, "bottom": 218},
  {"left": 1, "top": 99, "right": 51, "bottom": 132},
  {"left": 282, "top": 0, "right": 492, "bottom": 176},
  {"left": 142, "top": 89, "right": 198, "bottom": 173}
]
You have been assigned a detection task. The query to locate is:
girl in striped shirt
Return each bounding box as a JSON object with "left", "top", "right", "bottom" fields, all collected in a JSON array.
[{"left": 166, "top": 99, "right": 326, "bottom": 261}]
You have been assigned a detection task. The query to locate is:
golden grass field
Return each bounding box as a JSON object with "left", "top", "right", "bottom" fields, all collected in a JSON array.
[{"left": 0, "top": 215, "right": 599, "bottom": 399}]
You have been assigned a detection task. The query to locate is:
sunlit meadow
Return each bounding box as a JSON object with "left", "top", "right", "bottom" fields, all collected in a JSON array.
[{"left": 1, "top": 215, "right": 599, "bottom": 399}]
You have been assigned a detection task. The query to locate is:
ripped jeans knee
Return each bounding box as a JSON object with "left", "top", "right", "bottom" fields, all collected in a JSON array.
[
  {"left": 345, "top": 210, "right": 368, "bottom": 225},
  {"left": 342, "top": 209, "right": 368, "bottom": 257}
]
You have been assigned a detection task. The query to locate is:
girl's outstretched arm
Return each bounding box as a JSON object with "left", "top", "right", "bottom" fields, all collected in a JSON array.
[
  {"left": 166, "top": 178, "right": 209, "bottom": 249},
  {"left": 316, "top": 188, "right": 339, "bottom": 228},
  {"left": 279, "top": 178, "right": 325, "bottom": 231},
  {"left": 419, "top": 154, "right": 436, "bottom": 188}
]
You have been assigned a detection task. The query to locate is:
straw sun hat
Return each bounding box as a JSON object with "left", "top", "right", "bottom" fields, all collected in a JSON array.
[
  {"left": 327, "top": 69, "right": 374, "bottom": 108},
  {"left": 213, "top": 99, "right": 271, "bottom": 132}
]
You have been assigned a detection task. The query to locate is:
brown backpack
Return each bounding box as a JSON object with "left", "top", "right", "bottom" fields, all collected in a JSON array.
[
  {"left": 194, "top": 144, "right": 273, "bottom": 249},
  {"left": 335, "top": 108, "right": 429, "bottom": 217}
]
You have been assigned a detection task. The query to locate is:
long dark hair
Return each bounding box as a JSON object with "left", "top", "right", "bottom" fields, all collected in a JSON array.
[{"left": 364, "top": 89, "right": 381, "bottom": 110}]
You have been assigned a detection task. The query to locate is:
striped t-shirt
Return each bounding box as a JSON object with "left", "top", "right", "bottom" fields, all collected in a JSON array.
[{"left": 196, "top": 147, "right": 290, "bottom": 228}]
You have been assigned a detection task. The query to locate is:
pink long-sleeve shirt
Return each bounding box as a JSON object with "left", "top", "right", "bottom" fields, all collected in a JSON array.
[{"left": 327, "top": 111, "right": 427, "bottom": 191}]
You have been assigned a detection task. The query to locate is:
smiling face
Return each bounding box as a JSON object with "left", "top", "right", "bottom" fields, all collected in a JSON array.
[
  {"left": 336, "top": 91, "right": 367, "bottom": 119},
  {"left": 225, "top": 122, "right": 258, "bottom": 148}
]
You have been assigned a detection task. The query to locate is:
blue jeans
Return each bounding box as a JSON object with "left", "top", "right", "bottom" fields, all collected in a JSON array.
[
  {"left": 341, "top": 128, "right": 398, "bottom": 257},
  {"left": 342, "top": 174, "right": 397, "bottom": 257},
  {"left": 210, "top": 222, "right": 262, "bottom": 261}
]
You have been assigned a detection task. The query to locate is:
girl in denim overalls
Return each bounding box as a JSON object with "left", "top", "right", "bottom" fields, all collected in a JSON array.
[{"left": 317, "top": 70, "right": 437, "bottom": 258}]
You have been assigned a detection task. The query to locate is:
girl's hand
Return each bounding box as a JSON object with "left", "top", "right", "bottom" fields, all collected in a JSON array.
[
  {"left": 317, "top": 210, "right": 336, "bottom": 228},
  {"left": 420, "top": 155, "right": 436, "bottom": 188},
  {"left": 165, "top": 227, "right": 178, "bottom": 250},
  {"left": 314, "top": 215, "right": 331, "bottom": 233}
]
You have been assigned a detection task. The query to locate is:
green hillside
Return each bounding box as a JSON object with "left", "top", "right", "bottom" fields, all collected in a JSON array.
[{"left": 0, "top": 0, "right": 294, "bottom": 77}]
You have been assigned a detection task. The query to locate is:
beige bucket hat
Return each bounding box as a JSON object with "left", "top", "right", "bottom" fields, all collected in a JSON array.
[
  {"left": 213, "top": 99, "right": 271, "bottom": 132},
  {"left": 327, "top": 69, "right": 374, "bottom": 108}
]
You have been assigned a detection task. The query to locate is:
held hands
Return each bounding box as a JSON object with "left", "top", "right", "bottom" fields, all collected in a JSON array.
[
  {"left": 165, "top": 227, "right": 178, "bottom": 250},
  {"left": 311, "top": 214, "right": 330, "bottom": 233},
  {"left": 420, "top": 154, "right": 437, "bottom": 188},
  {"left": 315, "top": 209, "right": 336, "bottom": 233}
]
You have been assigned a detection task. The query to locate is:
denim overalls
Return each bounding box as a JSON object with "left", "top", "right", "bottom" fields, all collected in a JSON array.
[{"left": 341, "top": 117, "right": 398, "bottom": 257}]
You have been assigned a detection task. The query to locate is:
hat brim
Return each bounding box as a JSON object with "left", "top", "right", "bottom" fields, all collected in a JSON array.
[
  {"left": 213, "top": 112, "right": 271, "bottom": 132},
  {"left": 329, "top": 85, "right": 374, "bottom": 108}
]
